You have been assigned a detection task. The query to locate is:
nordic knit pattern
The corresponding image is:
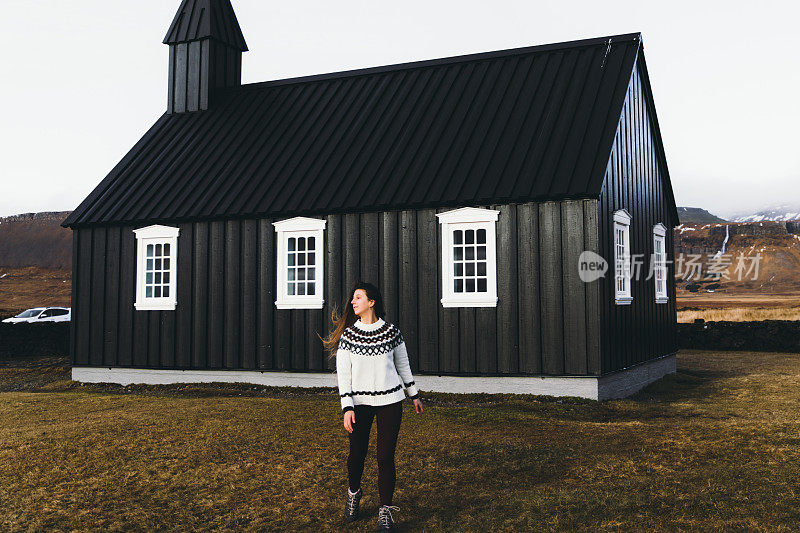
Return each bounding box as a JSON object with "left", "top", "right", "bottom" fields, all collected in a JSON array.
[{"left": 336, "top": 318, "right": 420, "bottom": 412}]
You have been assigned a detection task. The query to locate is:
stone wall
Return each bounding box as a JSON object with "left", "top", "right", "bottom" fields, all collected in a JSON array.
[
  {"left": 0, "top": 323, "right": 69, "bottom": 359},
  {"left": 677, "top": 320, "right": 800, "bottom": 353}
]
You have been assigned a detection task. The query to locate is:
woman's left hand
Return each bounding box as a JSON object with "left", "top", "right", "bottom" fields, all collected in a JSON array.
[{"left": 412, "top": 398, "right": 423, "bottom": 414}]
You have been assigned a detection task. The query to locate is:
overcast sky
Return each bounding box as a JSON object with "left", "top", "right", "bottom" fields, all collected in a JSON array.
[{"left": 1, "top": 0, "right": 798, "bottom": 220}]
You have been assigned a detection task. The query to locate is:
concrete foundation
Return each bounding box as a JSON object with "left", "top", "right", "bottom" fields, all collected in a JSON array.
[{"left": 72, "top": 352, "right": 676, "bottom": 401}]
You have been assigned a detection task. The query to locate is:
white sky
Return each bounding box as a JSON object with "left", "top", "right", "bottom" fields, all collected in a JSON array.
[{"left": 1, "top": 0, "right": 798, "bottom": 220}]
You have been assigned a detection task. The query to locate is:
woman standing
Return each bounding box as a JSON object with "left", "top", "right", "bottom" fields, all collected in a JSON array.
[{"left": 323, "top": 281, "right": 423, "bottom": 531}]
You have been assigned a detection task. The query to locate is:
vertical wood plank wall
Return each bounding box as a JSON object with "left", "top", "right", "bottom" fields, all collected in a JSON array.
[
  {"left": 168, "top": 40, "right": 242, "bottom": 114},
  {"left": 597, "top": 59, "right": 679, "bottom": 374},
  {"left": 70, "top": 198, "right": 607, "bottom": 376}
]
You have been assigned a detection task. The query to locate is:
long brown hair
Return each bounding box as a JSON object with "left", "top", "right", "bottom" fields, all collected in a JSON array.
[{"left": 320, "top": 281, "right": 386, "bottom": 356}]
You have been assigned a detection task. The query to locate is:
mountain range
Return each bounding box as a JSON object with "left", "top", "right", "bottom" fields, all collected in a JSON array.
[
  {"left": 678, "top": 204, "right": 800, "bottom": 225},
  {"left": 729, "top": 203, "right": 800, "bottom": 223},
  {"left": 677, "top": 207, "right": 727, "bottom": 225},
  {"left": 0, "top": 211, "right": 72, "bottom": 269},
  {"left": 675, "top": 220, "right": 800, "bottom": 294}
]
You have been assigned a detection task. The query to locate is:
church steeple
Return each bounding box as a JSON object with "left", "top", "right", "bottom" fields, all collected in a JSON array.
[{"left": 163, "top": 0, "right": 248, "bottom": 113}]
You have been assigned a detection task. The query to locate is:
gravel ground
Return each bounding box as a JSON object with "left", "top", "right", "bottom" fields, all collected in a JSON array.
[{"left": 0, "top": 355, "right": 71, "bottom": 392}]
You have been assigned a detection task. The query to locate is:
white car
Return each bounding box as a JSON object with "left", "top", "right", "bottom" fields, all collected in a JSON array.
[{"left": 2, "top": 307, "right": 71, "bottom": 324}]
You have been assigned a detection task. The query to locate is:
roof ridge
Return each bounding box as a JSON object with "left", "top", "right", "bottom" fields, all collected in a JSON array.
[{"left": 235, "top": 33, "right": 641, "bottom": 91}]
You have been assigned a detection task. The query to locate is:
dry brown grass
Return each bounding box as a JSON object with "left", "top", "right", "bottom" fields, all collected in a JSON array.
[
  {"left": 676, "top": 292, "right": 800, "bottom": 309},
  {"left": 0, "top": 267, "right": 72, "bottom": 317},
  {"left": 2, "top": 350, "right": 800, "bottom": 531},
  {"left": 678, "top": 306, "right": 800, "bottom": 322}
]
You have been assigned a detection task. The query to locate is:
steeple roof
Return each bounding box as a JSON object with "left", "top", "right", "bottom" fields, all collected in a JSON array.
[{"left": 163, "top": 0, "right": 248, "bottom": 51}]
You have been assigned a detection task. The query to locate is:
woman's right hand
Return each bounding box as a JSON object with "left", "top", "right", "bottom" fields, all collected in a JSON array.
[{"left": 343, "top": 410, "right": 356, "bottom": 433}]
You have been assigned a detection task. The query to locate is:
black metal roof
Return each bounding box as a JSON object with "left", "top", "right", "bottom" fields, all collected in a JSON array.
[
  {"left": 163, "top": 0, "right": 247, "bottom": 51},
  {"left": 64, "top": 32, "right": 678, "bottom": 228}
]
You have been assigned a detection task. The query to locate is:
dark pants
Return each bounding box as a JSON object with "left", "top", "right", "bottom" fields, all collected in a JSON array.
[{"left": 347, "top": 400, "right": 403, "bottom": 506}]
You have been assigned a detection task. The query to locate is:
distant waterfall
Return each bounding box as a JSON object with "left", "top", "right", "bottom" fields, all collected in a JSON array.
[{"left": 713, "top": 224, "right": 730, "bottom": 259}]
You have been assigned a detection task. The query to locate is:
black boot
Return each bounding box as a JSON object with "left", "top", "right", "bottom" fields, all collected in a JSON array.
[
  {"left": 377, "top": 505, "right": 400, "bottom": 531},
  {"left": 344, "top": 487, "right": 363, "bottom": 523}
]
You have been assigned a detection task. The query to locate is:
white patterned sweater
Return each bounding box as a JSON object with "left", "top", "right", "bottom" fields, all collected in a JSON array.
[{"left": 336, "top": 317, "right": 420, "bottom": 412}]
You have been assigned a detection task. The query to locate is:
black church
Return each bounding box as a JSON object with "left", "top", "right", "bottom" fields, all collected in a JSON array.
[{"left": 62, "top": 0, "right": 679, "bottom": 400}]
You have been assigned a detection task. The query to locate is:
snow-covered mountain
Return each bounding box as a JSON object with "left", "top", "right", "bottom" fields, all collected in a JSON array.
[{"left": 730, "top": 204, "right": 800, "bottom": 223}]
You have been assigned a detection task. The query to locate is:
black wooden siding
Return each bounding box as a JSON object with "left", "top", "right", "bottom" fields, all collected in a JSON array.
[
  {"left": 71, "top": 200, "right": 606, "bottom": 376},
  {"left": 167, "top": 39, "right": 243, "bottom": 114},
  {"left": 164, "top": 0, "right": 247, "bottom": 114},
  {"left": 597, "top": 57, "right": 678, "bottom": 374}
]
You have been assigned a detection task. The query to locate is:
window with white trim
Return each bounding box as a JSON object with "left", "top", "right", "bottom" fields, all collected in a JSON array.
[
  {"left": 436, "top": 207, "right": 499, "bottom": 308},
  {"left": 613, "top": 209, "right": 633, "bottom": 305},
  {"left": 273, "top": 217, "right": 326, "bottom": 309},
  {"left": 134, "top": 225, "right": 179, "bottom": 311},
  {"left": 653, "top": 223, "right": 668, "bottom": 303}
]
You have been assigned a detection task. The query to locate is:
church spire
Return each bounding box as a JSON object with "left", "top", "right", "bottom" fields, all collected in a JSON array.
[
  {"left": 163, "top": 0, "right": 247, "bottom": 51},
  {"left": 164, "top": 0, "right": 248, "bottom": 113}
]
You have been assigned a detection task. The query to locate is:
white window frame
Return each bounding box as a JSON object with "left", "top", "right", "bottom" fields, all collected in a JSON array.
[
  {"left": 273, "top": 217, "right": 326, "bottom": 309},
  {"left": 436, "top": 207, "right": 499, "bottom": 308},
  {"left": 613, "top": 209, "right": 633, "bottom": 305},
  {"left": 134, "top": 225, "right": 179, "bottom": 311},
  {"left": 653, "top": 223, "right": 668, "bottom": 304}
]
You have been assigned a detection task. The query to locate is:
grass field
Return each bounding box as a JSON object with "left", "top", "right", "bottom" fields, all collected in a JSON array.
[
  {"left": 2, "top": 350, "right": 800, "bottom": 531},
  {"left": 676, "top": 293, "right": 800, "bottom": 309},
  {"left": 677, "top": 293, "right": 800, "bottom": 322},
  {"left": 0, "top": 267, "right": 71, "bottom": 318},
  {"left": 677, "top": 306, "right": 800, "bottom": 322}
]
